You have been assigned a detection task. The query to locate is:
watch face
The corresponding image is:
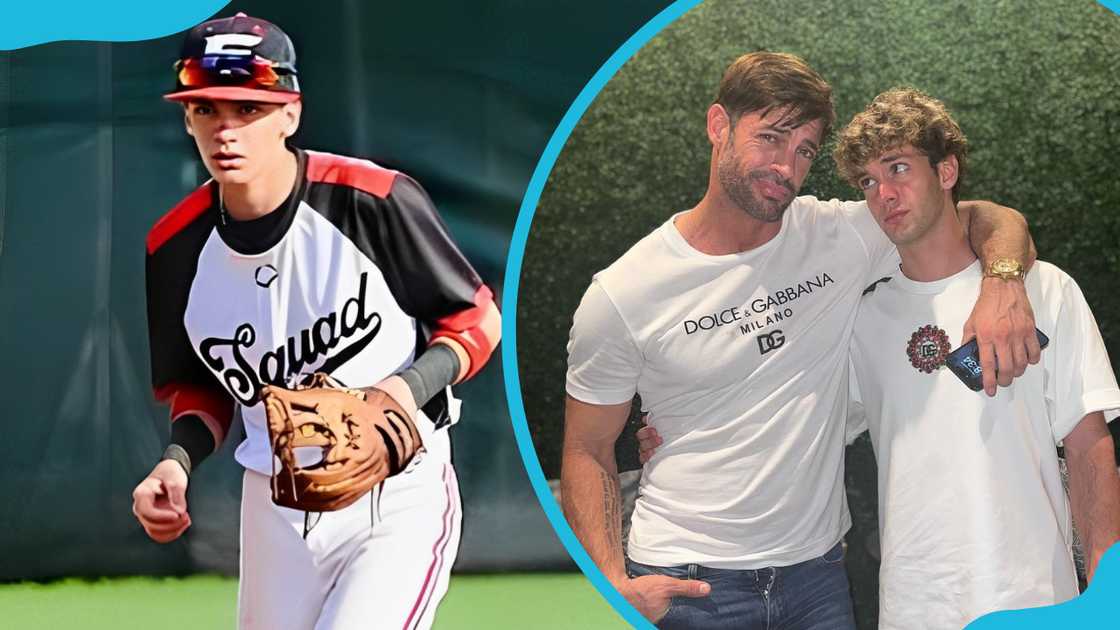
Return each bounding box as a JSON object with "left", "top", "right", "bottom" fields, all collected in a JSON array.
[{"left": 992, "top": 259, "right": 1022, "bottom": 275}]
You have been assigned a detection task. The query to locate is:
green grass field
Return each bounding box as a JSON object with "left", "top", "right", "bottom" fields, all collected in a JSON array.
[{"left": 0, "top": 573, "right": 630, "bottom": 629}]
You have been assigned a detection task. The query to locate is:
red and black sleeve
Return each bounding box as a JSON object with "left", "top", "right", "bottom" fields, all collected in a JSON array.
[
  {"left": 305, "top": 152, "right": 496, "bottom": 349},
  {"left": 304, "top": 153, "right": 499, "bottom": 424},
  {"left": 145, "top": 185, "right": 235, "bottom": 458},
  {"left": 374, "top": 175, "right": 499, "bottom": 382}
]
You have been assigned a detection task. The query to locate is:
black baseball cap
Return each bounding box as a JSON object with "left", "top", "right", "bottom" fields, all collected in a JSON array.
[{"left": 165, "top": 12, "right": 300, "bottom": 104}]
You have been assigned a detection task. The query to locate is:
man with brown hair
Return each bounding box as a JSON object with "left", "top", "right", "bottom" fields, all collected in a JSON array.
[
  {"left": 129, "top": 13, "right": 500, "bottom": 629},
  {"left": 562, "top": 53, "right": 1040, "bottom": 628},
  {"left": 834, "top": 88, "right": 1120, "bottom": 629}
]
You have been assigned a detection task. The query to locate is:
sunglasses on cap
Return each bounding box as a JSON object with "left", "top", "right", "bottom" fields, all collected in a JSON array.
[{"left": 175, "top": 55, "right": 295, "bottom": 90}]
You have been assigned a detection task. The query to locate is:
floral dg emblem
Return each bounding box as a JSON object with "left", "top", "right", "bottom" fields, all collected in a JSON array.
[{"left": 906, "top": 324, "right": 951, "bottom": 373}]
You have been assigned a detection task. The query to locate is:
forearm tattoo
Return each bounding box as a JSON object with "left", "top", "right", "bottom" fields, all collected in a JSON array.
[
  {"left": 1071, "top": 447, "right": 1120, "bottom": 560},
  {"left": 600, "top": 469, "right": 623, "bottom": 552}
]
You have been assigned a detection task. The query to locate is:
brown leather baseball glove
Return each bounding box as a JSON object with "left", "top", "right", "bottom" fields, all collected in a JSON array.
[{"left": 262, "top": 373, "right": 422, "bottom": 512}]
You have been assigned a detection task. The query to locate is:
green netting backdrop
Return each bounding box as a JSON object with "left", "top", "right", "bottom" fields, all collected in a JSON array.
[{"left": 0, "top": 0, "right": 673, "bottom": 580}]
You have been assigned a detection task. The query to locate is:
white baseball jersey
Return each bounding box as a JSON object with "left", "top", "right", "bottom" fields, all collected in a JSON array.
[
  {"left": 848, "top": 260, "right": 1120, "bottom": 629},
  {"left": 567, "top": 196, "right": 898, "bottom": 569},
  {"left": 145, "top": 148, "right": 479, "bottom": 630},
  {"left": 146, "top": 148, "right": 486, "bottom": 474}
]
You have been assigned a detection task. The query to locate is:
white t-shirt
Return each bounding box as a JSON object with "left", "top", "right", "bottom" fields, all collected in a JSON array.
[
  {"left": 566, "top": 196, "right": 897, "bottom": 569},
  {"left": 848, "top": 260, "right": 1120, "bottom": 630}
]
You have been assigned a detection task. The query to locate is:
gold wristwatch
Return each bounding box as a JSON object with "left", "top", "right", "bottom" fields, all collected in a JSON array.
[{"left": 985, "top": 258, "right": 1024, "bottom": 281}]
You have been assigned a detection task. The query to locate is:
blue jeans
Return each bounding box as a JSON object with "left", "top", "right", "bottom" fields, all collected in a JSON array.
[{"left": 626, "top": 542, "right": 856, "bottom": 630}]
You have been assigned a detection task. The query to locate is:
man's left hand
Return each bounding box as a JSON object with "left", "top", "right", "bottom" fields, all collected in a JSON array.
[{"left": 961, "top": 276, "right": 1041, "bottom": 396}]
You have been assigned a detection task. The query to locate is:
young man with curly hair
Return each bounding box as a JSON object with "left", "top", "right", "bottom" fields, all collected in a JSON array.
[{"left": 834, "top": 88, "right": 1120, "bottom": 629}]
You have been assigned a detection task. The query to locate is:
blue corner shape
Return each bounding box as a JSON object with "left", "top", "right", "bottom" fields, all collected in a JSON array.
[
  {"left": 967, "top": 541, "right": 1120, "bottom": 629},
  {"left": 0, "top": 0, "right": 229, "bottom": 50}
]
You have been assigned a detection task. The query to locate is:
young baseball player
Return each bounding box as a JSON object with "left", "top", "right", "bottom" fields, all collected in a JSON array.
[{"left": 129, "top": 13, "right": 500, "bottom": 630}]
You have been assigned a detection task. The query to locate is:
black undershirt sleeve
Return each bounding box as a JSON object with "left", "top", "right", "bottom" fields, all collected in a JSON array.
[
  {"left": 398, "top": 343, "right": 461, "bottom": 406},
  {"left": 162, "top": 415, "right": 218, "bottom": 476}
]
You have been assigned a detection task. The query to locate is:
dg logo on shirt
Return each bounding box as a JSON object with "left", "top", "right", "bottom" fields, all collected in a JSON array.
[{"left": 758, "top": 329, "right": 785, "bottom": 355}]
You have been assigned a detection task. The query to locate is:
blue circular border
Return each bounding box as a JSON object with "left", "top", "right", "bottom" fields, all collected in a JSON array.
[
  {"left": 501, "top": 1, "right": 1120, "bottom": 628},
  {"left": 500, "top": 1, "right": 703, "bottom": 627},
  {"left": 0, "top": 0, "right": 229, "bottom": 50}
]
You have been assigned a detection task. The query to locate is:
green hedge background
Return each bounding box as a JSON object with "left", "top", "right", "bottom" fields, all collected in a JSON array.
[
  {"left": 521, "top": 0, "right": 1120, "bottom": 475},
  {"left": 517, "top": 1, "right": 1119, "bottom": 626}
]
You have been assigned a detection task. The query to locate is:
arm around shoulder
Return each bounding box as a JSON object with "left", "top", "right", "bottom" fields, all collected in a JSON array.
[
  {"left": 958, "top": 200, "right": 1041, "bottom": 394},
  {"left": 959, "top": 200, "right": 1036, "bottom": 270}
]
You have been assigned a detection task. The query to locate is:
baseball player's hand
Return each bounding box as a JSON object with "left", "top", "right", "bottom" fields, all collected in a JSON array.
[
  {"left": 131, "top": 459, "right": 192, "bottom": 543},
  {"left": 637, "top": 421, "right": 662, "bottom": 465},
  {"left": 371, "top": 374, "right": 419, "bottom": 421},
  {"left": 961, "top": 276, "right": 1040, "bottom": 396},
  {"left": 619, "top": 575, "right": 710, "bottom": 623}
]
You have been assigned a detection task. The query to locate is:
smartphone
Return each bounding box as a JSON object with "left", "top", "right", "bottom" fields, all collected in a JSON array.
[{"left": 944, "top": 328, "right": 1050, "bottom": 391}]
